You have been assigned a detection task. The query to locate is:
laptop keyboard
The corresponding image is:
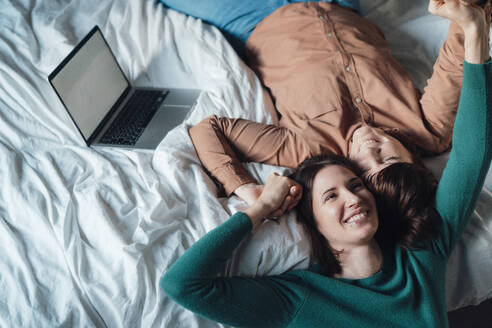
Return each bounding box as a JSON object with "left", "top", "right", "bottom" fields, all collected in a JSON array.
[{"left": 100, "top": 89, "right": 168, "bottom": 145}]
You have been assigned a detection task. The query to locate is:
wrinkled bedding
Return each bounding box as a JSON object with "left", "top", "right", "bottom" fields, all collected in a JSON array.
[{"left": 1, "top": 0, "right": 491, "bottom": 327}]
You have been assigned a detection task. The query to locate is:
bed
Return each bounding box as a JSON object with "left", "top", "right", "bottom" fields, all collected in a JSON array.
[{"left": 1, "top": 0, "right": 491, "bottom": 327}]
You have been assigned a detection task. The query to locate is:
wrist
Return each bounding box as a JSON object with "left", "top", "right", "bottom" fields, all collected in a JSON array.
[
  {"left": 234, "top": 182, "right": 256, "bottom": 195},
  {"left": 243, "top": 203, "right": 271, "bottom": 227},
  {"left": 463, "top": 22, "right": 490, "bottom": 64},
  {"left": 234, "top": 182, "right": 262, "bottom": 205},
  {"left": 461, "top": 19, "right": 485, "bottom": 35}
]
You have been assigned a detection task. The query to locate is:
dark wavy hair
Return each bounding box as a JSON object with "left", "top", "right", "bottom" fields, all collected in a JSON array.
[
  {"left": 364, "top": 162, "right": 442, "bottom": 250},
  {"left": 293, "top": 154, "right": 443, "bottom": 276},
  {"left": 292, "top": 154, "right": 361, "bottom": 277},
  {"left": 366, "top": 128, "right": 443, "bottom": 249}
]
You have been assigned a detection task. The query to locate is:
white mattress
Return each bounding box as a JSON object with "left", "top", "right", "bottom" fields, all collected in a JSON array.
[{"left": 1, "top": 0, "right": 491, "bottom": 327}]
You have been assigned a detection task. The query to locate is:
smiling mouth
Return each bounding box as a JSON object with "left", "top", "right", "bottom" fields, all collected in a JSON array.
[
  {"left": 362, "top": 139, "right": 379, "bottom": 146},
  {"left": 343, "top": 210, "right": 369, "bottom": 224}
]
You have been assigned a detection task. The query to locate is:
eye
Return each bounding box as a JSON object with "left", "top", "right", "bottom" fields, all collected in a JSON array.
[
  {"left": 383, "top": 156, "right": 400, "bottom": 163},
  {"left": 353, "top": 182, "right": 363, "bottom": 189},
  {"left": 349, "top": 181, "right": 364, "bottom": 191},
  {"left": 323, "top": 193, "right": 337, "bottom": 203}
]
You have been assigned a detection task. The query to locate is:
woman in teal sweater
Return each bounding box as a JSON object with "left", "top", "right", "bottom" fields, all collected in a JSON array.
[
  {"left": 161, "top": 63, "right": 491, "bottom": 327},
  {"left": 161, "top": 2, "right": 492, "bottom": 328}
]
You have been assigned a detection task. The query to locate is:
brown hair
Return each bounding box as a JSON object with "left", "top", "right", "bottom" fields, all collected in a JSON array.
[
  {"left": 293, "top": 154, "right": 443, "bottom": 276},
  {"left": 365, "top": 162, "right": 442, "bottom": 250},
  {"left": 369, "top": 128, "right": 442, "bottom": 249},
  {"left": 292, "top": 154, "right": 360, "bottom": 277}
]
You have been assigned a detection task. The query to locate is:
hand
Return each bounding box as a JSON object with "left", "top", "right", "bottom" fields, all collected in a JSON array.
[
  {"left": 269, "top": 183, "right": 302, "bottom": 218},
  {"left": 242, "top": 173, "right": 303, "bottom": 226},
  {"left": 234, "top": 183, "right": 264, "bottom": 206},
  {"left": 428, "top": 0, "right": 491, "bottom": 31},
  {"left": 235, "top": 178, "right": 303, "bottom": 216}
]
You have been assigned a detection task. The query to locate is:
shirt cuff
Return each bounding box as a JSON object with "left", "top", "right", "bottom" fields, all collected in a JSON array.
[{"left": 215, "top": 164, "right": 257, "bottom": 197}]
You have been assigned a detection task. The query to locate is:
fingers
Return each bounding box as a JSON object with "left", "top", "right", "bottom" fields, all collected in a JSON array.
[
  {"left": 287, "top": 185, "right": 303, "bottom": 211},
  {"left": 272, "top": 184, "right": 304, "bottom": 218},
  {"left": 260, "top": 173, "right": 304, "bottom": 219},
  {"left": 269, "top": 195, "right": 291, "bottom": 219},
  {"left": 279, "top": 195, "right": 292, "bottom": 215}
]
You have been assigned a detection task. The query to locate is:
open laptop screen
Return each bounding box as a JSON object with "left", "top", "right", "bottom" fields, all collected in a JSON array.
[{"left": 49, "top": 27, "right": 129, "bottom": 141}]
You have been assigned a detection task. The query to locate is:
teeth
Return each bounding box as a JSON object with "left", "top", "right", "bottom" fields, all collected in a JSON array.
[
  {"left": 345, "top": 212, "right": 368, "bottom": 224},
  {"left": 362, "top": 140, "right": 377, "bottom": 146}
]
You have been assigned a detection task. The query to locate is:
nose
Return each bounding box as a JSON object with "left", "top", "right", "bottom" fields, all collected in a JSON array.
[{"left": 345, "top": 190, "right": 363, "bottom": 208}]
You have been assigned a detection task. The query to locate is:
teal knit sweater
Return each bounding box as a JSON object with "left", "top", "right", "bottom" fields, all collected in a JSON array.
[{"left": 161, "top": 61, "right": 492, "bottom": 328}]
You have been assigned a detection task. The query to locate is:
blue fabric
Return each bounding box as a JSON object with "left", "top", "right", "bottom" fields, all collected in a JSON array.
[{"left": 159, "top": 0, "right": 360, "bottom": 58}]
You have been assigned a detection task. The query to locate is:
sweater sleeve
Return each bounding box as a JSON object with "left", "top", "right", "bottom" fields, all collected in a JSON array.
[
  {"left": 160, "top": 212, "right": 306, "bottom": 328},
  {"left": 188, "top": 115, "right": 313, "bottom": 196},
  {"left": 432, "top": 60, "right": 492, "bottom": 258}
]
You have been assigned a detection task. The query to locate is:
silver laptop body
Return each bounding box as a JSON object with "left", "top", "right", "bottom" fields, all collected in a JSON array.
[{"left": 49, "top": 25, "right": 200, "bottom": 150}]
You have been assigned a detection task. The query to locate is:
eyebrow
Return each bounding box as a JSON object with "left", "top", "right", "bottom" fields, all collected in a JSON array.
[
  {"left": 321, "top": 177, "right": 360, "bottom": 199},
  {"left": 321, "top": 187, "right": 336, "bottom": 199},
  {"left": 383, "top": 156, "right": 401, "bottom": 162}
]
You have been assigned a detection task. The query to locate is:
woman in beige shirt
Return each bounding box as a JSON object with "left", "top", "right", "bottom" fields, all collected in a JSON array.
[{"left": 162, "top": 0, "right": 491, "bottom": 245}]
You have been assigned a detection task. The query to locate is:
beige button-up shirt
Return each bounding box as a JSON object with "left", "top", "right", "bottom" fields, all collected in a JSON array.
[{"left": 189, "top": 2, "right": 465, "bottom": 196}]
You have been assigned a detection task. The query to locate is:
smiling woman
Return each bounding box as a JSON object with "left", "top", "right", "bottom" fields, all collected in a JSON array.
[
  {"left": 162, "top": 79, "right": 492, "bottom": 323},
  {"left": 293, "top": 154, "right": 441, "bottom": 280},
  {"left": 312, "top": 166, "right": 379, "bottom": 244},
  {"left": 185, "top": 1, "right": 492, "bottom": 232},
  {"left": 348, "top": 126, "right": 414, "bottom": 179},
  {"left": 160, "top": 0, "right": 492, "bottom": 326},
  {"left": 346, "top": 125, "right": 443, "bottom": 249},
  {"left": 293, "top": 155, "right": 383, "bottom": 278}
]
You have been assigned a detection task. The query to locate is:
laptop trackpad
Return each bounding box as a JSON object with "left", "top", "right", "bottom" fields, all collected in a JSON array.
[{"left": 135, "top": 106, "right": 190, "bottom": 149}]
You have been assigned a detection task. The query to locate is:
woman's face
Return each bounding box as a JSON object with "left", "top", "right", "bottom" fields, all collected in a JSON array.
[
  {"left": 311, "top": 165, "right": 379, "bottom": 250},
  {"left": 349, "top": 126, "right": 413, "bottom": 179}
]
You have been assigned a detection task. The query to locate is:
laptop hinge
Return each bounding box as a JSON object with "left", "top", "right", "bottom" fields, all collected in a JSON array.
[{"left": 87, "top": 86, "right": 131, "bottom": 145}]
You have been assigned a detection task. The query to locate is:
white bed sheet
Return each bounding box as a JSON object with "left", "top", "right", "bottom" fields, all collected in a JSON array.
[{"left": 0, "top": 0, "right": 491, "bottom": 327}]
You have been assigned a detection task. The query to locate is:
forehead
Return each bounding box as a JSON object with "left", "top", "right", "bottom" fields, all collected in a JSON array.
[{"left": 312, "top": 165, "right": 358, "bottom": 191}]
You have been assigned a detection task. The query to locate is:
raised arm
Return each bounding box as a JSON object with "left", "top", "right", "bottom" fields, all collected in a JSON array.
[
  {"left": 433, "top": 60, "right": 492, "bottom": 256},
  {"left": 419, "top": 0, "right": 491, "bottom": 153},
  {"left": 428, "top": 0, "right": 492, "bottom": 256},
  {"left": 161, "top": 174, "right": 306, "bottom": 327},
  {"left": 189, "top": 115, "right": 314, "bottom": 201}
]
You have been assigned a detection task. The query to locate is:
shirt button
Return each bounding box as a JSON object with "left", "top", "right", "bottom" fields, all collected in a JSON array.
[
  {"left": 345, "top": 66, "right": 351, "bottom": 72},
  {"left": 355, "top": 97, "right": 362, "bottom": 103}
]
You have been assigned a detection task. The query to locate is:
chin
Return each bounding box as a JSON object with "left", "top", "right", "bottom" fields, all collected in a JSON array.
[{"left": 356, "top": 219, "right": 379, "bottom": 242}]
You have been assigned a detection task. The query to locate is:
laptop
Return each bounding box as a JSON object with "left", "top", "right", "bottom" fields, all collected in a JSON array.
[{"left": 49, "top": 25, "right": 200, "bottom": 150}]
